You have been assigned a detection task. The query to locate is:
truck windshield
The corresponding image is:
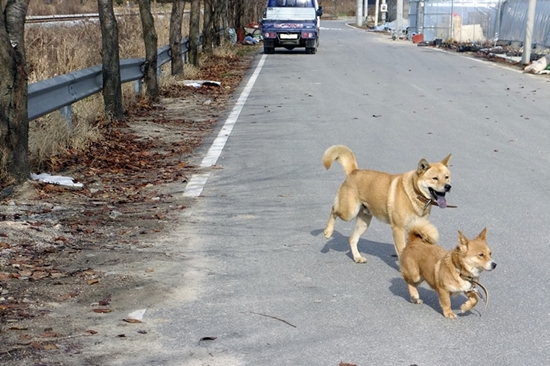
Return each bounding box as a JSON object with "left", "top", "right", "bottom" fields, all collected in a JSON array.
[{"left": 264, "top": 7, "right": 316, "bottom": 20}]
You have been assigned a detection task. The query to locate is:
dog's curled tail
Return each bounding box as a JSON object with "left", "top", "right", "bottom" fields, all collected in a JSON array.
[
  {"left": 407, "top": 218, "right": 439, "bottom": 245},
  {"left": 323, "top": 145, "right": 359, "bottom": 176}
]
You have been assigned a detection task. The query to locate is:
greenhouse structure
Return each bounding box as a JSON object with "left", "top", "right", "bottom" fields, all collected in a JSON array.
[{"left": 407, "top": 0, "right": 550, "bottom": 46}]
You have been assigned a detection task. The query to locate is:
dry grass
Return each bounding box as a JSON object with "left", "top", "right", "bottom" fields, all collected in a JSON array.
[
  {"left": 27, "top": 0, "right": 98, "bottom": 16},
  {"left": 320, "top": 0, "right": 358, "bottom": 17},
  {"left": 1, "top": 1, "right": 246, "bottom": 183},
  {"left": 20, "top": 2, "right": 193, "bottom": 176},
  {"left": 26, "top": 12, "right": 174, "bottom": 82},
  {"left": 29, "top": 113, "right": 103, "bottom": 173}
]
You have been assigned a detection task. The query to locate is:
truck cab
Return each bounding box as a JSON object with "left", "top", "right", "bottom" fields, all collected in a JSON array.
[{"left": 261, "top": 0, "right": 323, "bottom": 54}]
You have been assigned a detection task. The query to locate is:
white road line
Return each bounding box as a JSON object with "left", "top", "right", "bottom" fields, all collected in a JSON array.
[{"left": 183, "top": 54, "right": 267, "bottom": 197}]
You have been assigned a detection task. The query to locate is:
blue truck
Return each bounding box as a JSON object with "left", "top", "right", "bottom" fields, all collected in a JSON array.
[{"left": 261, "top": 0, "right": 323, "bottom": 54}]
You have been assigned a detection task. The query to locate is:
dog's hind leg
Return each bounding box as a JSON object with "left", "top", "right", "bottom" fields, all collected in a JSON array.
[
  {"left": 324, "top": 206, "right": 338, "bottom": 239},
  {"left": 460, "top": 291, "right": 479, "bottom": 314},
  {"left": 324, "top": 186, "right": 360, "bottom": 239},
  {"left": 348, "top": 209, "right": 372, "bottom": 263},
  {"left": 401, "top": 263, "right": 423, "bottom": 304},
  {"left": 406, "top": 283, "right": 423, "bottom": 304}
]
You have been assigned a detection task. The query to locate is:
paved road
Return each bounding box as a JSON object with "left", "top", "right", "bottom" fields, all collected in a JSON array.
[{"left": 134, "top": 20, "right": 549, "bottom": 365}]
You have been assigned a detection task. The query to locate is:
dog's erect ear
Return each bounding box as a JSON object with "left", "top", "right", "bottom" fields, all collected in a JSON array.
[
  {"left": 476, "top": 227, "right": 487, "bottom": 241},
  {"left": 440, "top": 154, "right": 452, "bottom": 166},
  {"left": 417, "top": 158, "right": 430, "bottom": 174},
  {"left": 458, "top": 230, "right": 469, "bottom": 253}
]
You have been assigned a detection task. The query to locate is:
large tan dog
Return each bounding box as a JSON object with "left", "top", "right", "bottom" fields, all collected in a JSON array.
[
  {"left": 323, "top": 145, "right": 452, "bottom": 263},
  {"left": 400, "top": 219, "right": 497, "bottom": 319}
]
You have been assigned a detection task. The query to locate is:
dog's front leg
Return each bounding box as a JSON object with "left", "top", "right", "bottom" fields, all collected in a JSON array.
[
  {"left": 437, "top": 289, "right": 456, "bottom": 319},
  {"left": 460, "top": 291, "right": 479, "bottom": 314},
  {"left": 391, "top": 226, "right": 406, "bottom": 260}
]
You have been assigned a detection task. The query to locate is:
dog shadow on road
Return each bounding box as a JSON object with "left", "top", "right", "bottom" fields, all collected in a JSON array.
[{"left": 312, "top": 229, "right": 399, "bottom": 271}]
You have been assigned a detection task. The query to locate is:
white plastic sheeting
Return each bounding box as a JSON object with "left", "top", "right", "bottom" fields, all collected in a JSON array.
[
  {"left": 409, "top": 0, "right": 550, "bottom": 46},
  {"left": 500, "top": 0, "right": 550, "bottom": 47}
]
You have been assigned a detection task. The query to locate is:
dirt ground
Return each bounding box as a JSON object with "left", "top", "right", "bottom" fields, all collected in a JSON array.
[{"left": 0, "top": 45, "right": 260, "bottom": 365}]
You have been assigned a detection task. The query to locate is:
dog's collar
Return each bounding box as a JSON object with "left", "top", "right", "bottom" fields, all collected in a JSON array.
[
  {"left": 416, "top": 194, "right": 457, "bottom": 208},
  {"left": 416, "top": 194, "right": 433, "bottom": 206},
  {"left": 459, "top": 273, "right": 475, "bottom": 282}
]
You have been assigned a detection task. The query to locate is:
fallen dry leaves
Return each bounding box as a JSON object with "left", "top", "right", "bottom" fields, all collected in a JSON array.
[{"left": 0, "top": 44, "right": 260, "bottom": 362}]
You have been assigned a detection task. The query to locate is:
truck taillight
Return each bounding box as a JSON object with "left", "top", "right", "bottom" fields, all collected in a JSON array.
[
  {"left": 264, "top": 32, "right": 276, "bottom": 38},
  {"left": 302, "top": 32, "right": 315, "bottom": 39}
]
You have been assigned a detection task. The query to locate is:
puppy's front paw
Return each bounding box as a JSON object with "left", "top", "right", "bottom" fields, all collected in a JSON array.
[
  {"left": 460, "top": 304, "right": 471, "bottom": 314},
  {"left": 410, "top": 297, "right": 423, "bottom": 305},
  {"left": 354, "top": 256, "right": 367, "bottom": 264},
  {"left": 323, "top": 227, "right": 333, "bottom": 239},
  {"left": 443, "top": 311, "right": 457, "bottom": 319}
]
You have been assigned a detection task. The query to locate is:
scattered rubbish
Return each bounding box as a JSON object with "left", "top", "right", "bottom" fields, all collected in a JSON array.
[
  {"left": 128, "top": 309, "right": 146, "bottom": 321},
  {"left": 524, "top": 55, "right": 550, "bottom": 74},
  {"left": 412, "top": 33, "right": 424, "bottom": 44},
  {"left": 183, "top": 80, "right": 221, "bottom": 88},
  {"left": 31, "top": 173, "right": 83, "bottom": 188},
  {"left": 243, "top": 35, "right": 258, "bottom": 45}
]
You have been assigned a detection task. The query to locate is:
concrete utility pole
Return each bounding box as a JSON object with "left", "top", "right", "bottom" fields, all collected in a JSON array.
[
  {"left": 396, "top": 0, "right": 403, "bottom": 38},
  {"left": 521, "top": 0, "right": 537, "bottom": 64},
  {"left": 375, "top": 0, "right": 379, "bottom": 27},
  {"left": 356, "top": 0, "right": 363, "bottom": 27}
]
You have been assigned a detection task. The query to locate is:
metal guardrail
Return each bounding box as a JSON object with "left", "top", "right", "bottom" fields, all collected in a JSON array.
[
  {"left": 28, "top": 39, "right": 189, "bottom": 122},
  {"left": 26, "top": 11, "right": 175, "bottom": 23}
]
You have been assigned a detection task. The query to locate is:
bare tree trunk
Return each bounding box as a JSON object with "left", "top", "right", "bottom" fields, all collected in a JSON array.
[
  {"left": 213, "top": 0, "right": 226, "bottom": 47},
  {"left": 97, "top": 0, "right": 123, "bottom": 120},
  {"left": 228, "top": 0, "right": 243, "bottom": 30},
  {"left": 169, "top": 0, "right": 186, "bottom": 76},
  {"left": 188, "top": 0, "right": 200, "bottom": 67},
  {"left": 220, "top": 0, "right": 228, "bottom": 41},
  {"left": 0, "top": 0, "right": 30, "bottom": 185},
  {"left": 202, "top": 0, "right": 214, "bottom": 54},
  {"left": 136, "top": 0, "right": 158, "bottom": 102}
]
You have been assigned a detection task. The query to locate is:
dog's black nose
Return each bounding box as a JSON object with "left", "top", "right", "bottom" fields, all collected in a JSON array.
[
  {"left": 491, "top": 262, "right": 497, "bottom": 269},
  {"left": 444, "top": 184, "right": 451, "bottom": 192}
]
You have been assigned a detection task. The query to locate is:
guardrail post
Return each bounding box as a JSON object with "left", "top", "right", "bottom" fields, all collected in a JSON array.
[
  {"left": 133, "top": 79, "right": 142, "bottom": 95},
  {"left": 60, "top": 105, "right": 73, "bottom": 129}
]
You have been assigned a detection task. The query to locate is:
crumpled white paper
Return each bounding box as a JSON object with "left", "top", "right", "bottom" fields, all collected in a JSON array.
[
  {"left": 31, "top": 173, "right": 83, "bottom": 188},
  {"left": 183, "top": 80, "right": 221, "bottom": 88}
]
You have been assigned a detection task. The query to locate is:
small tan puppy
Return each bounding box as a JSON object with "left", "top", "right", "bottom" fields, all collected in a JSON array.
[
  {"left": 323, "top": 145, "right": 452, "bottom": 263},
  {"left": 400, "top": 219, "right": 497, "bottom": 319}
]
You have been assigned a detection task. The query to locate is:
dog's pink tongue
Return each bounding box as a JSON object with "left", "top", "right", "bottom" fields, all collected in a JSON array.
[{"left": 437, "top": 196, "right": 447, "bottom": 208}]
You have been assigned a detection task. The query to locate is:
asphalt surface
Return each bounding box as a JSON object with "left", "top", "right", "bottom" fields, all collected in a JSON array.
[{"left": 127, "top": 20, "right": 549, "bottom": 365}]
